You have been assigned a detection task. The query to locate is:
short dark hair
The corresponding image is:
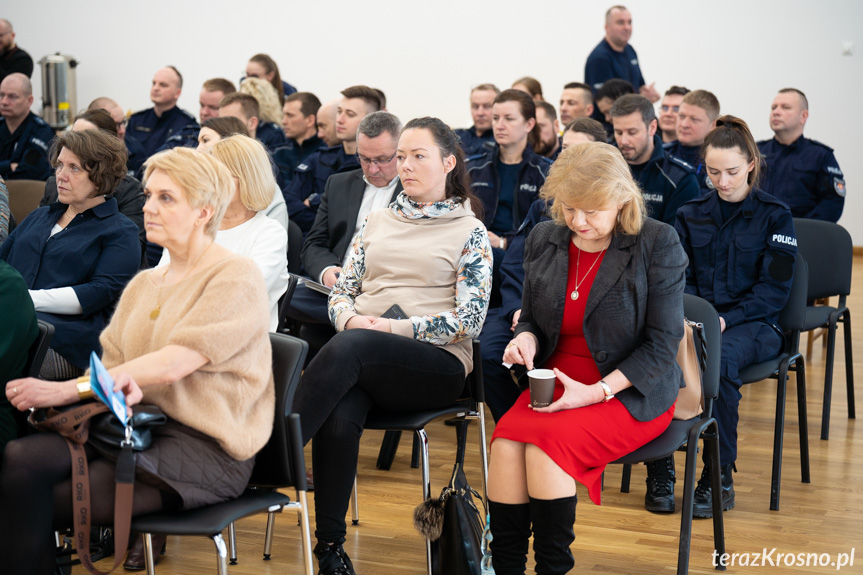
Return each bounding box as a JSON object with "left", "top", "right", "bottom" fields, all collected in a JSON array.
[
  {"left": 595, "top": 79, "right": 635, "bottom": 103},
  {"left": 49, "top": 130, "right": 128, "bottom": 197},
  {"left": 664, "top": 85, "right": 690, "bottom": 97},
  {"left": 202, "top": 116, "right": 250, "bottom": 138},
  {"left": 340, "top": 85, "right": 382, "bottom": 113},
  {"left": 535, "top": 101, "right": 557, "bottom": 121},
  {"left": 562, "top": 82, "right": 594, "bottom": 106},
  {"left": 74, "top": 108, "right": 118, "bottom": 136},
  {"left": 165, "top": 65, "right": 183, "bottom": 89},
  {"left": 778, "top": 87, "right": 809, "bottom": 111},
  {"left": 285, "top": 92, "right": 322, "bottom": 118},
  {"left": 563, "top": 118, "right": 607, "bottom": 143},
  {"left": 357, "top": 111, "right": 402, "bottom": 141},
  {"left": 472, "top": 83, "right": 500, "bottom": 95},
  {"left": 609, "top": 94, "right": 656, "bottom": 126},
  {"left": 219, "top": 92, "right": 260, "bottom": 120},
  {"left": 202, "top": 78, "right": 236, "bottom": 95}
]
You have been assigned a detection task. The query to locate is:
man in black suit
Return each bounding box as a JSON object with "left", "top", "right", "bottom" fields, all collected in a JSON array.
[{"left": 287, "top": 111, "right": 403, "bottom": 328}]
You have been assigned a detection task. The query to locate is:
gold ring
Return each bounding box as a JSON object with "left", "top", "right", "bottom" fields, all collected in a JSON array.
[{"left": 12, "top": 387, "right": 17, "bottom": 394}]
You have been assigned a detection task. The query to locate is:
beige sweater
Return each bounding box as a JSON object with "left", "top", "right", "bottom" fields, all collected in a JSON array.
[{"left": 100, "top": 254, "right": 273, "bottom": 461}]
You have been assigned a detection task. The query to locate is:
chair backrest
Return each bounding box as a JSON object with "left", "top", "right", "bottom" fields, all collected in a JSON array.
[
  {"left": 682, "top": 294, "right": 721, "bottom": 417},
  {"left": 287, "top": 219, "right": 303, "bottom": 275},
  {"left": 25, "top": 320, "right": 54, "bottom": 378},
  {"left": 793, "top": 218, "right": 852, "bottom": 299},
  {"left": 777, "top": 253, "right": 809, "bottom": 334},
  {"left": 276, "top": 274, "right": 299, "bottom": 333},
  {"left": 7, "top": 179, "right": 46, "bottom": 224},
  {"left": 248, "top": 332, "right": 308, "bottom": 489}
]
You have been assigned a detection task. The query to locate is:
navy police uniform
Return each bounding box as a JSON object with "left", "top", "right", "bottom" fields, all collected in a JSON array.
[
  {"left": 664, "top": 141, "right": 713, "bottom": 195},
  {"left": 281, "top": 145, "right": 359, "bottom": 232},
  {"left": 257, "top": 121, "right": 286, "bottom": 150},
  {"left": 454, "top": 126, "right": 495, "bottom": 157},
  {"left": 0, "top": 112, "right": 54, "bottom": 180},
  {"left": 757, "top": 136, "right": 845, "bottom": 222},
  {"left": 585, "top": 39, "right": 646, "bottom": 93},
  {"left": 630, "top": 135, "right": 700, "bottom": 224},
  {"left": 675, "top": 188, "right": 797, "bottom": 466},
  {"left": 271, "top": 135, "right": 324, "bottom": 189},
  {"left": 156, "top": 125, "right": 199, "bottom": 153},
  {"left": 125, "top": 106, "right": 199, "bottom": 161}
]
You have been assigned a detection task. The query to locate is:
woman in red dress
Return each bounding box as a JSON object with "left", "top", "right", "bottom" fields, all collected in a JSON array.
[{"left": 487, "top": 142, "right": 687, "bottom": 574}]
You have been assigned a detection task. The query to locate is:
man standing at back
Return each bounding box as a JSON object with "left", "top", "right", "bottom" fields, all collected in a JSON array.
[
  {"left": 610, "top": 94, "right": 699, "bottom": 225},
  {"left": 282, "top": 85, "right": 379, "bottom": 232},
  {"left": 585, "top": 6, "right": 659, "bottom": 103},
  {"left": 0, "top": 73, "right": 54, "bottom": 180},
  {"left": 758, "top": 88, "right": 845, "bottom": 222},
  {"left": 0, "top": 19, "right": 32, "bottom": 82},
  {"left": 125, "top": 66, "right": 199, "bottom": 160}
]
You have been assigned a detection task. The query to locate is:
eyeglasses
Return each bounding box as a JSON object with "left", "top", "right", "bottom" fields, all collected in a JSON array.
[
  {"left": 356, "top": 151, "right": 397, "bottom": 167},
  {"left": 660, "top": 105, "right": 680, "bottom": 113},
  {"left": 116, "top": 118, "right": 128, "bottom": 129}
]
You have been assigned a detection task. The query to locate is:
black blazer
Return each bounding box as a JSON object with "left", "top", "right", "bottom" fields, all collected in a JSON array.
[
  {"left": 301, "top": 168, "right": 402, "bottom": 280},
  {"left": 515, "top": 218, "right": 687, "bottom": 422}
]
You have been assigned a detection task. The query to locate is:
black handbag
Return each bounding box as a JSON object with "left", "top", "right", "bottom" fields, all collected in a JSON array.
[{"left": 412, "top": 421, "right": 483, "bottom": 575}]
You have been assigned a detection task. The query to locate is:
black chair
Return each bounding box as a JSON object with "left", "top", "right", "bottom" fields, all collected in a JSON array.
[
  {"left": 735, "top": 253, "right": 810, "bottom": 510},
  {"left": 130, "top": 333, "right": 313, "bottom": 575},
  {"left": 25, "top": 320, "right": 54, "bottom": 377},
  {"left": 615, "top": 294, "right": 725, "bottom": 574},
  {"left": 277, "top": 273, "right": 300, "bottom": 334},
  {"left": 287, "top": 219, "right": 303, "bottom": 275},
  {"left": 351, "top": 339, "right": 489, "bottom": 575},
  {"left": 793, "top": 218, "right": 855, "bottom": 440}
]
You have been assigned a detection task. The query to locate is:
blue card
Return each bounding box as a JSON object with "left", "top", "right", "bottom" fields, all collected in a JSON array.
[{"left": 88, "top": 352, "right": 128, "bottom": 426}]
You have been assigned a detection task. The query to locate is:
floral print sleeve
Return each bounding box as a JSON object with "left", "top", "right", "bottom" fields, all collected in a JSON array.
[
  {"left": 411, "top": 225, "right": 492, "bottom": 345},
  {"left": 327, "top": 220, "right": 367, "bottom": 327}
]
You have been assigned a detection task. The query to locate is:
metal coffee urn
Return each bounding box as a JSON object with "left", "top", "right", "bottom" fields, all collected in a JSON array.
[{"left": 39, "top": 53, "right": 78, "bottom": 129}]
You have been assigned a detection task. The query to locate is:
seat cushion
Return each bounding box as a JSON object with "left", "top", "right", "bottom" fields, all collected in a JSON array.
[
  {"left": 612, "top": 419, "right": 700, "bottom": 464},
  {"left": 802, "top": 305, "right": 840, "bottom": 332}
]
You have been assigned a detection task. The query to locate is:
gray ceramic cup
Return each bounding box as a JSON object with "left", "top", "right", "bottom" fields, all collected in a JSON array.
[{"left": 527, "top": 369, "right": 556, "bottom": 407}]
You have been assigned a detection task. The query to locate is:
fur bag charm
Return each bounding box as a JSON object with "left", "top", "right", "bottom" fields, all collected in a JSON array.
[{"left": 413, "top": 489, "right": 448, "bottom": 541}]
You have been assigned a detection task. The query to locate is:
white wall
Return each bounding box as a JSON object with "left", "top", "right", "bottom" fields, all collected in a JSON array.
[{"left": 7, "top": 0, "right": 863, "bottom": 240}]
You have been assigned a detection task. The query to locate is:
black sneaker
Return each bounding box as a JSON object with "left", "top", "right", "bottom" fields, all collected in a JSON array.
[
  {"left": 313, "top": 541, "right": 356, "bottom": 575},
  {"left": 644, "top": 456, "right": 676, "bottom": 513},
  {"left": 692, "top": 463, "right": 735, "bottom": 518}
]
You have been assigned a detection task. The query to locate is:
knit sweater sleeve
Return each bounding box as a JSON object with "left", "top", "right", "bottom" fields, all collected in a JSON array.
[{"left": 389, "top": 225, "right": 492, "bottom": 344}]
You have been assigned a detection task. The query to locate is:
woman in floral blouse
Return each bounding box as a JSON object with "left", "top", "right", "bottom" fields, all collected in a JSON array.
[{"left": 293, "top": 116, "right": 493, "bottom": 575}]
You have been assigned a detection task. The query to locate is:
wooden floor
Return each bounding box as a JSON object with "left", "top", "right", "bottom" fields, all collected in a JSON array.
[{"left": 80, "top": 261, "right": 863, "bottom": 574}]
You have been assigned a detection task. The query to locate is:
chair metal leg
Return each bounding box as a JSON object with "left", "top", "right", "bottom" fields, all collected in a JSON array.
[
  {"left": 411, "top": 433, "right": 422, "bottom": 469},
  {"left": 212, "top": 533, "right": 229, "bottom": 575},
  {"left": 794, "top": 358, "right": 810, "bottom": 483},
  {"left": 376, "top": 430, "right": 402, "bottom": 470},
  {"left": 820, "top": 314, "right": 839, "bottom": 440},
  {"left": 620, "top": 463, "right": 632, "bottom": 493},
  {"left": 297, "top": 492, "right": 315, "bottom": 575},
  {"left": 477, "top": 402, "right": 490, "bottom": 509},
  {"left": 676, "top": 430, "right": 699, "bottom": 575},
  {"left": 228, "top": 521, "right": 237, "bottom": 564},
  {"left": 263, "top": 511, "right": 276, "bottom": 559},
  {"left": 706, "top": 422, "right": 726, "bottom": 571},
  {"left": 350, "top": 476, "right": 359, "bottom": 525},
  {"left": 143, "top": 532, "right": 156, "bottom": 575},
  {"left": 770, "top": 358, "right": 790, "bottom": 511},
  {"left": 842, "top": 311, "right": 855, "bottom": 419},
  {"left": 416, "top": 428, "right": 433, "bottom": 575}
]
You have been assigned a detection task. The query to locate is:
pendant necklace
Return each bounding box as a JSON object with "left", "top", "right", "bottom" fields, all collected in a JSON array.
[
  {"left": 151, "top": 242, "right": 214, "bottom": 320},
  {"left": 570, "top": 236, "right": 611, "bottom": 301}
]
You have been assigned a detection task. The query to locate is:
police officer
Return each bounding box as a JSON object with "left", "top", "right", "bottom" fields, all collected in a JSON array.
[
  {"left": 455, "top": 84, "right": 499, "bottom": 157},
  {"left": 157, "top": 78, "right": 238, "bottom": 154},
  {"left": 664, "top": 89, "right": 720, "bottom": 195},
  {"left": 125, "top": 67, "right": 199, "bottom": 161},
  {"left": 609, "top": 94, "right": 699, "bottom": 225},
  {"left": 758, "top": 88, "right": 845, "bottom": 222},
  {"left": 649, "top": 117, "right": 796, "bottom": 518},
  {"left": 0, "top": 73, "right": 54, "bottom": 181},
  {"left": 217, "top": 92, "right": 285, "bottom": 151},
  {"left": 272, "top": 92, "right": 325, "bottom": 189},
  {"left": 281, "top": 85, "right": 380, "bottom": 232}
]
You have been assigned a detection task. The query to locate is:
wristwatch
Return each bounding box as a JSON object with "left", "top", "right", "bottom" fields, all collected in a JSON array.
[{"left": 598, "top": 380, "right": 614, "bottom": 403}]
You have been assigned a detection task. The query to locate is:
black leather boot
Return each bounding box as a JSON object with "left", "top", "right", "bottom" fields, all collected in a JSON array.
[
  {"left": 692, "top": 463, "right": 735, "bottom": 518},
  {"left": 488, "top": 500, "right": 531, "bottom": 575},
  {"left": 644, "top": 455, "right": 676, "bottom": 513},
  {"left": 313, "top": 541, "right": 356, "bottom": 575},
  {"left": 529, "top": 496, "right": 576, "bottom": 575}
]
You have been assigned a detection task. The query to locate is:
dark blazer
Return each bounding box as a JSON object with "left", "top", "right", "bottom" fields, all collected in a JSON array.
[
  {"left": 515, "top": 218, "right": 687, "bottom": 422},
  {"left": 301, "top": 168, "right": 402, "bottom": 281}
]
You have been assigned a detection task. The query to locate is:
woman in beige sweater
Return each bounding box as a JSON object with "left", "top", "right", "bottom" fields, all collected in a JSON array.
[
  {"left": 294, "top": 117, "right": 493, "bottom": 575},
  {"left": 1, "top": 147, "right": 273, "bottom": 574}
]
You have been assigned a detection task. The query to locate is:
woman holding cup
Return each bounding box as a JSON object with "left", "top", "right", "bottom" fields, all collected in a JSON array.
[{"left": 487, "top": 142, "right": 687, "bottom": 574}]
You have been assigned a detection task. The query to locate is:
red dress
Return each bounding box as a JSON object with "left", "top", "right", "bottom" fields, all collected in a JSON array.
[{"left": 492, "top": 240, "right": 675, "bottom": 505}]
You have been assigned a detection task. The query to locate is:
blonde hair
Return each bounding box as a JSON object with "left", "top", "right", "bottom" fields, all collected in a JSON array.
[
  {"left": 541, "top": 142, "right": 645, "bottom": 235},
  {"left": 143, "top": 147, "right": 234, "bottom": 238},
  {"left": 239, "top": 77, "right": 282, "bottom": 124},
  {"left": 210, "top": 135, "right": 276, "bottom": 212}
]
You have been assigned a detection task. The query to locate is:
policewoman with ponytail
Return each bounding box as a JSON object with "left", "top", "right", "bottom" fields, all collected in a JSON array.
[{"left": 649, "top": 115, "right": 797, "bottom": 518}]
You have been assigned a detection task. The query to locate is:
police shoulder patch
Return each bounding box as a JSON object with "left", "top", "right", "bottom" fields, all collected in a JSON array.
[{"left": 834, "top": 177, "right": 846, "bottom": 197}]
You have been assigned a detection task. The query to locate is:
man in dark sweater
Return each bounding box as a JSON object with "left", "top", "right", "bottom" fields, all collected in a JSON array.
[{"left": 0, "top": 19, "right": 33, "bottom": 82}]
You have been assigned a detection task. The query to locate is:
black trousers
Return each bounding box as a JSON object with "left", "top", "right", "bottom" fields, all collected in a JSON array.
[{"left": 293, "top": 329, "right": 466, "bottom": 544}]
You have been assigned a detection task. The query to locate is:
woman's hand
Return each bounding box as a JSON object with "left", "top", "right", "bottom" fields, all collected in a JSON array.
[
  {"left": 113, "top": 372, "right": 143, "bottom": 409},
  {"left": 345, "top": 315, "right": 376, "bottom": 330},
  {"left": 719, "top": 317, "right": 727, "bottom": 333},
  {"left": 367, "top": 318, "right": 392, "bottom": 333},
  {"left": 531, "top": 369, "right": 605, "bottom": 413},
  {"left": 488, "top": 231, "right": 502, "bottom": 249},
  {"left": 5, "top": 377, "right": 77, "bottom": 411},
  {"left": 502, "top": 333, "right": 537, "bottom": 370}
]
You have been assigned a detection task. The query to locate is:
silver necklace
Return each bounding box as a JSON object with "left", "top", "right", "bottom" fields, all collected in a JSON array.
[{"left": 570, "top": 236, "right": 611, "bottom": 301}]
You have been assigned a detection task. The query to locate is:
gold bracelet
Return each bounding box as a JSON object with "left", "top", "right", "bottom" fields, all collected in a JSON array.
[{"left": 76, "top": 376, "right": 94, "bottom": 400}]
